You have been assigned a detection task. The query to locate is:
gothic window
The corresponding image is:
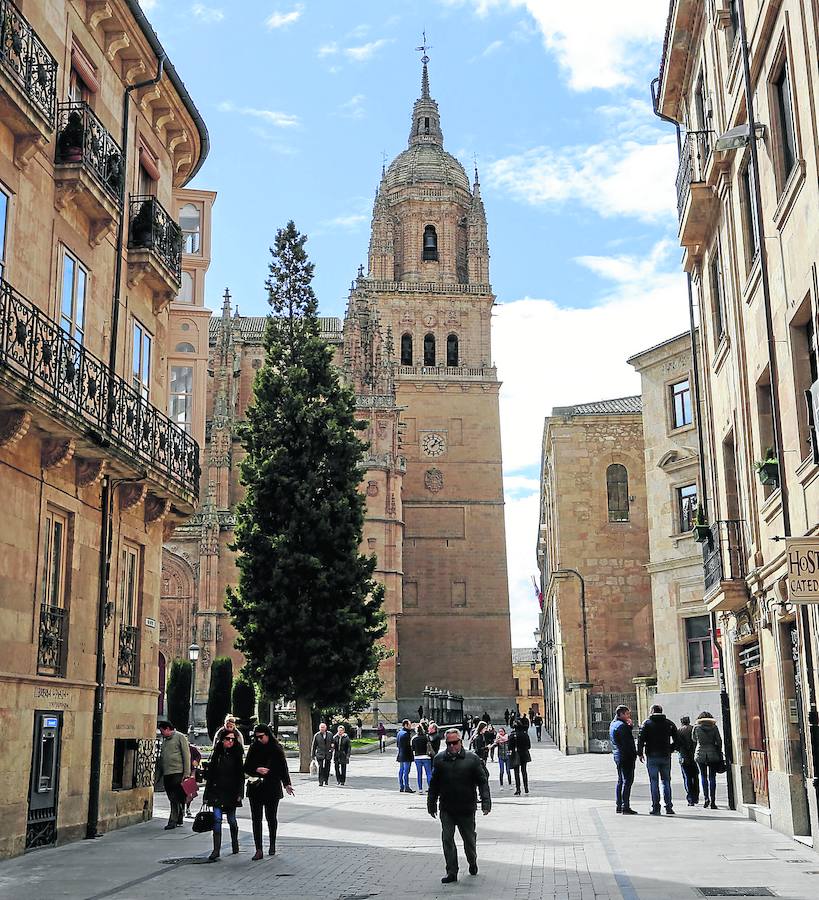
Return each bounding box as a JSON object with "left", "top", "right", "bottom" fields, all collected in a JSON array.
[
  {"left": 446, "top": 333, "right": 459, "bottom": 367},
  {"left": 423, "top": 225, "right": 438, "bottom": 261},
  {"left": 401, "top": 333, "right": 413, "bottom": 365},
  {"left": 424, "top": 333, "right": 436, "bottom": 366},
  {"left": 606, "top": 464, "right": 630, "bottom": 522}
]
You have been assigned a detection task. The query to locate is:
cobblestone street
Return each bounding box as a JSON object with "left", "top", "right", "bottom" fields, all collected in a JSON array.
[{"left": 2, "top": 734, "right": 819, "bottom": 899}]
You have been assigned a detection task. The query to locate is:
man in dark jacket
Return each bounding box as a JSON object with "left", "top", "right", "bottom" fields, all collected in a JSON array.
[
  {"left": 396, "top": 719, "right": 414, "bottom": 793},
  {"left": 676, "top": 716, "right": 699, "bottom": 806},
  {"left": 428, "top": 728, "right": 491, "bottom": 884},
  {"left": 637, "top": 704, "right": 678, "bottom": 815},
  {"left": 608, "top": 705, "right": 637, "bottom": 815},
  {"left": 332, "top": 725, "right": 351, "bottom": 786},
  {"left": 311, "top": 722, "right": 333, "bottom": 787}
]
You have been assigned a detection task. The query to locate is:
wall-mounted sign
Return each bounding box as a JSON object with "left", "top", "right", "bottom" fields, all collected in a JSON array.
[
  {"left": 785, "top": 538, "right": 819, "bottom": 603},
  {"left": 145, "top": 617, "right": 157, "bottom": 628}
]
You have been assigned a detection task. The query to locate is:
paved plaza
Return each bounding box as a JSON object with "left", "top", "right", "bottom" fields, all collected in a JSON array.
[{"left": 2, "top": 734, "right": 819, "bottom": 900}]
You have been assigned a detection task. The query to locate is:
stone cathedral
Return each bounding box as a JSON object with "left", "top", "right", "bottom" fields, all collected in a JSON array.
[{"left": 161, "top": 60, "right": 515, "bottom": 721}]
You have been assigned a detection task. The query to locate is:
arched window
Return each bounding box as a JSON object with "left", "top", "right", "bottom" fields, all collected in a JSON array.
[
  {"left": 446, "top": 333, "right": 459, "bottom": 367},
  {"left": 175, "top": 342, "right": 195, "bottom": 353},
  {"left": 424, "top": 333, "right": 436, "bottom": 366},
  {"left": 179, "top": 203, "right": 201, "bottom": 255},
  {"left": 606, "top": 464, "right": 630, "bottom": 522},
  {"left": 401, "top": 333, "right": 413, "bottom": 366},
  {"left": 178, "top": 270, "right": 193, "bottom": 303},
  {"left": 422, "top": 224, "right": 438, "bottom": 261}
]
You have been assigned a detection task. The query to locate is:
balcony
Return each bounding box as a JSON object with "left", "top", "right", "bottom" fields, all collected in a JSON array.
[
  {"left": 54, "top": 101, "right": 123, "bottom": 246},
  {"left": 37, "top": 603, "right": 67, "bottom": 677},
  {"left": 127, "top": 196, "right": 182, "bottom": 311},
  {"left": 117, "top": 624, "right": 139, "bottom": 685},
  {"left": 702, "top": 520, "right": 750, "bottom": 612},
  {"left": 0, "top": 276, "right": 199, "bottom": 508},
  {"left": 0, "top": 0, "right": 57, "bottom": 168},
  {"left": 397, "top": 364, "right": 497, "bottom": 380},
  {"left": 676, "top": 130, "right": 718, "bottom": 250}
]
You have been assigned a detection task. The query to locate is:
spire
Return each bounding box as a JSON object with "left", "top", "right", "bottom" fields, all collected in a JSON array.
[
  {"left": 473, "top": 161, "right": 481, "bottom": 198},
  {"left": 409, "top": 35, "right": 443, "bottom": 148},
  {"left": 221, "top": 287, "right": 231, "bottom": 319},
  {"left": 421, "top": 59, "right": 430, "bottom": 99}
]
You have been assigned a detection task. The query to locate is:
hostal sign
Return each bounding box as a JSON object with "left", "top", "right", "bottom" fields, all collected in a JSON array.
[{"left": 786, "top": 538, "right": 819, "bottom": 602}]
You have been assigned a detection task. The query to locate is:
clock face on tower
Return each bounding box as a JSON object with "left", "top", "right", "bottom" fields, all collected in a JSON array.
[{"left": 421, "top": 432, "right": 446, "bottom": 457}]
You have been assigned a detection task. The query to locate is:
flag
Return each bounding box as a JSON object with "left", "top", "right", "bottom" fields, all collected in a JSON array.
[{"left": 532, "top": 575, "right": 543, "bottom": 610}]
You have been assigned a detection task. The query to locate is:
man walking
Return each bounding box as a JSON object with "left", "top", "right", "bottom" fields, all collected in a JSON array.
[
  {"left": 311, "top": 721, "right": 333, "bottom": 787},
  {"left": 676, "top": 715, "right": 700, "bottom": 806},
  {"left": 396, "top": 718, "right": 414, "bottom": 792},
  {"left": 332, "top": 724, "right": 351, "bottom": 786},
  {"left": 156, "top": 719, "right": 192, "bottom": 829},
  {"left": 504, "top": 708, "right": 510, "bottom": 726},
  {"left": 427, "top": 728, "right": 491, "bottom": 884},
  {"left": 608, "top": 705, "right": 637, "bottom": 814},
  {"left": 533, "top": 713, "right": 543, "bottom": 742},
  {"left": 637, "top": 703, "right": 678, "bottom": 815}
]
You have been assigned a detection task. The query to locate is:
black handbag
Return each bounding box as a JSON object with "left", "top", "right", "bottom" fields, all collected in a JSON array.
[
  {"left": 714, "top": 756, "right": 727, "bottom": 774},
  {"left": 509, "top": 750, "right": 521, "bottom": 768},
  {"left": 191, "top": 804, "right": 214, "bottom": 833}
]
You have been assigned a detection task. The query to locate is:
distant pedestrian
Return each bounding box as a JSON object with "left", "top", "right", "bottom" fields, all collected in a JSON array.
[
  {"left": 533, "top": 713, "right": 543, "bottom": 742},
  {"left": 637, "top": 703, "right": 678, "bottom": 816},
  {"left": 244, "top": 724, "right": 295, "bottom": 860},
  {"left": 311, "top": 722, "right": 333, "bottom": 787},
  {"left": 418, "top": 704, "right": 424, "bottom": 721},
  {"left": 609, "top": 705, "right": 637, "bottom": 815},
  {"left": 396, "top": 718, "right": 415, "bottom": 792},
  {"left": 504, "top": 708, "right": 510, "bottom": 726},
  {"left": 676, "top": 716, "right": 700, "bottom": 807},
  {"left": 461, "top": 716, "right": 471, "bottom": 740},
  {"left": 693, "top": 711, "right": 724, "bottom": 809},
  {"left": 411, "top": 724, "right": 433, "bottom": 793},
  {"left": 481, "top": 710, "right": 490, "bottom": 724},
  {"left": 156, "top": 719, "right": 191, "bottom": 829},
  {"left": 492, "top": 727, "right": 511, "bottom": 787},
  {"left": 485, "top": 722, "right": 497, "bottom": 760},
  {"left": 186, "top": 744, "right": 202, "bottom": 817},
  {"left": 427, "top": 728, "right": 491, "bottom": 884},
  {"left": 471, "top": 721, "right": 490, "bottom": 764},
  {"left": 377, "top": 721, "right": 387, "bottom": 753},
  {"left": 213, "top": 714, "right": 245, "bottom": 749},
  {"left": 332, "top": 725, "right": 351, "bottom": 786},
  {"left": 508, "top": 720, "right": 531, "bottom": 795},
  {"left": 428, "top": 721, "right": 442, "bottom": 754},
  {"left": 204, "top": 728, "right": 245, "bottom": 860},
  {"left": 355, "top": 716, "right": 363, "bottom": 739}
]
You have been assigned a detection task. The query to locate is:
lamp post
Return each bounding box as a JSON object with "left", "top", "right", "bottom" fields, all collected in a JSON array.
[{"left": 188, "top": 642, "right": 200, "bottom": 737}]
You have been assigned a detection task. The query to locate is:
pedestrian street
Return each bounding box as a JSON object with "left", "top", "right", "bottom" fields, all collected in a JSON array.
[{"left": 2, "top": 732, "right": 818, "bottom": 900}]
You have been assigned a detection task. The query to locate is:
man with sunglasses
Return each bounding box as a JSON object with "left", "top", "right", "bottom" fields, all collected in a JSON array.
[{"left": 427, "top": 728, "right": 491, "bottom": 884}]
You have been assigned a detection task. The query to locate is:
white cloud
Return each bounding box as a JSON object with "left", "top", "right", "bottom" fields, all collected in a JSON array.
[
  {"left": 191, "top": 3, "right": 223, "bottom": 22},
  {"left": 265, "top": 4, "right": 303, "bottom": 29},
  {"left": 218, "top": 101, "right": 299, "bottom": 129},
  {"left": 481, "top": 39, "right": 504, "bottom": 57},
  {"left": 338, "top": 94, "right": 366, "bottom": 120},
  {"left": 318, "top": 42, "right": 339, "bottom": 58},
  {"left": 345, "top": 38, "right": 393, "bottom": 62}
]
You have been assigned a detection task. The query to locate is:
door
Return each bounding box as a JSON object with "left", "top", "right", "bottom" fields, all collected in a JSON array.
[
  {"left": 744, "top": 669, "right": 769, "bottom": 808},
  {"left": 26, "top": 711, "right": 62, "bottom": 850}
]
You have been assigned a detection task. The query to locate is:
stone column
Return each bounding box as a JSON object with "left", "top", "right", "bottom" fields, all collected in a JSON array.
[
  {"left": 633, "top": 676, "right": 658, "bottom": 725},
  {"left": 566, "top": 682, "right": 592, "bottom": 754}
]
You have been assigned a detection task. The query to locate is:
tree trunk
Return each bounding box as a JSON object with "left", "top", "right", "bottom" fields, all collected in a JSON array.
[{"left": 296, "top": 695, "right": 313, "bottom": 773}]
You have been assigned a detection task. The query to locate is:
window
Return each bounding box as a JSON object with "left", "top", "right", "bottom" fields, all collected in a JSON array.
[
  {"left": 0, "top": 186, "right": 9, "bottom": 279},
  {"left": 677, "top": 483, "right": 698, "bottom": 533},
  {"left": 709, "top": 250, "right": 726, "bottom": 341},
  {"left": 112, "top": 739, "right": 138, "bottom": 790},
  {"left": 446, "top": 333, "right": 459, "bottom": 367},
  {"left": 728, "top": 0, "right": 739, "bottom": 46},
  {"left": 424, "top": 332, "right": 436, "bottom": 366},
  {"left": 685, "top": 615, "right": 714, "bottom": 678},
  {"left": 179, "top": 203, "right": 201, "bottom": 255},
  {"left": 178, "top": 270, "right": 193, "bottom": 303},
  {"left": 792, "top": 311, "right": 819, "bottom": 460},
  {"left": 59, "top": 249, "right": 86, "bottom": 344},
  {"left": 773, "top": 60, "right": 797, "bottom": 183},
  {"left": 41, "top": 509, "right": 69, "bottom": 610},
  {"left": 175, "top": 342, "right": 195, "bottom": 353},
  {"left": 671, "top": 378, "right": 693, "bottom": 428},
  {"left": 529, "top": 678, "right": 539, "bottom": 695},
  {"left": 422, "top": 224, "right": 438, "bottom": 261},
  {"left": 401, "top": 333, "right": 413, "bottom": 366},
  {"left": 132, "top": 320, "right": 152, "bottom": 399},
  {"left": 68, "top": 67, "right": 89, "bottom": 104},
  {"left": 119, "top": 544, "right": 140, "bottom": 628},
  {"left": 756, "top": 372, "right": 776, "bottom": 495},
  {"left": 740, "top": 162, "right": 760, "bottom": 267},
  {"left": 137, "top": 162, "right": 155, "bottom": 197},
  {"left": 169, "top": 365, "right": 193, "bottom": 433},
  {"left": 38, "top": 508, "right": 70, "bottom": 677},
  {"left": 606, "top": 464, "right": 630, "bottom": 523},
  {"left": 513, "top": 677, "right": 520, "bottom": 693}
]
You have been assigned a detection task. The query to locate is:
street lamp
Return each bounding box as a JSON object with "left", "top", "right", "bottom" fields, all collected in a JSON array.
[{"left": 188, "top": 643, "right": 200, "bottom": 737}]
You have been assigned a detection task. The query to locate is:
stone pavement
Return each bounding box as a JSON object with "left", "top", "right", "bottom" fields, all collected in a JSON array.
[{"left": 2, "top": 731, "right": 819, "bottom": 900}]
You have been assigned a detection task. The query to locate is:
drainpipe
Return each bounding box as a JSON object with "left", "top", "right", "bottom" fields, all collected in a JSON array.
[{"left": 555, "top": 568, "right": 588, "bottom": 684}]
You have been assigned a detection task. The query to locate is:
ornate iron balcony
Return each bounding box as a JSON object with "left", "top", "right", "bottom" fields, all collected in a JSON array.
[
  {"left": 676, "top": 130, "right": 714, "bottom": 217},
  {"left": 0, "top": 0, "right": 57, "bottom": 125},
  {"left": 55, "top": 101, "right": 123, "bottom": 204},
  {"left": 128, "top": 196, "right": 182, "bottom": 283},
  {"left": 0, "top": 276, "right": 200, "bottom": 502},
  {"left": 703, "top": 520, "right": 746, "bottom": 593},
  {"left": 37, "top": 603, "right": 67, "bottom": 677},
  {"left": 117, "top": 623, "right": 139, "bottom": 685}
]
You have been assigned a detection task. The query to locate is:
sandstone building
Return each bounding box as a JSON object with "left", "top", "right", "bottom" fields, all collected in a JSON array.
[
  {"left": 512, "top": 648, "right": 545, "bottom": 719},
  {"left": 0, "top": 0, "right": 208, "bottom": 857},
  {"left": 536, "top": 398, "right": 655, "bottom": 754}
]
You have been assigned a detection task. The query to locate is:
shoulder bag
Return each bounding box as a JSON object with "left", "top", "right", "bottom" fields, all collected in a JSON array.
[{"left": 191, "top": 802, "right": 214, "bottom": 833}]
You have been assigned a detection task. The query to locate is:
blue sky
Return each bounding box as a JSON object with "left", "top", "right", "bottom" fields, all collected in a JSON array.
[{"left": 141, "top": 0, "right": 692, "bottom": 646}]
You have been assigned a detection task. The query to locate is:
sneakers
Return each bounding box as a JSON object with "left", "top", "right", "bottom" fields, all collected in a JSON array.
[
  {"left": 649, "top": 808, "right": 661, "bottom": 816},
  {"left": 665, "top": 807, "right": 675, "bottom": 815},
  {"left": 441, "top": 874, "right": 457, "bottom": 884}
]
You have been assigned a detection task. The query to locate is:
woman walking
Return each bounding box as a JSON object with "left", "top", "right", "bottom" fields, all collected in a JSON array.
[
  {"left": 693, "top": 711, "right": 723, "bottom": 809},
  {"left": 471, "top": 721, "right": 490, "bottom": 764},
  {"left": 427, "top": 722, "right": 442, "bottom": 755},
  {"left": 485, "top": 721, "right": 497, "bottom": 760},
  {"left": 244, "top": 724, "right": 295, "bottom": 860},
  {"left": 493, "top": 726, "right": 511, "bottom": 787},
  {"left": 411, "top": 724, "right": 433, "bottom": 793},
  {"left": 203, "top": 730, "right": 245, "bottom": 861},
  {"left": 508, "top": 720, "right": 532, "bottom": 795}
]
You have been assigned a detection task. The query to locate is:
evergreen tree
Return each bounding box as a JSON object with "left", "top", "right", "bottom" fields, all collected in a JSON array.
[
  {"left": 166, "top": 658, "right": 192, "bottom": 733},
  {"left": 206, "top": 656, "right": 233, "bottom": 739},
  {"left": 227, "top": 221, "right": 386, "bottom": 771},
  {"left": 232, "top": 675, "right": 257, "bottom": 739}
]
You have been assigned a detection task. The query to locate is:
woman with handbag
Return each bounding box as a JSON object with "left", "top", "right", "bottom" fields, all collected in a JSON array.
[
  {"left": 203, "top": 730, "right": 245, "bottom": 861},
  {"left": 471, "top": 721, "right": 490, "bottom": 763},
  {"left": 244, "top": 723, "right": 294, "bottom": 860},
  {"left": 693, "top": 710, "right": 724, "bottom": 809},
  {"left": 492, "top": 726, "right": 511, "bottom": 787},
  {"left": 508, "top": 720, "right": 531, "bottom": 795},
  {"left": 411, "top": 724, "right": 433, "bottom": 793}
]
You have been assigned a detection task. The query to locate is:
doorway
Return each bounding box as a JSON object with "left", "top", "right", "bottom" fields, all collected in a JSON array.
[{"left": 741, "top": 649, "right": 769, "bottom": 808}]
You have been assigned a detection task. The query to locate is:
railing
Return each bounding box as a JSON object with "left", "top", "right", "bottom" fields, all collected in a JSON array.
[
  {"left": 703, "top": 519, "right": 746, "bottom": 593},
  {"left": 0, "top": 0, "right": 57, "bottom": 125},
  {"left": 37, "top": 603, "right": 67, "bottom": 676},
  {"left": 128, "top": 196, "right": 182, "bottom": 284},
  {"left": 117, "top": 624, "right": 139, "bottom": 685},
  {"left": 363, "top": 279, "right": 492, "bottom": 295},
  {"left": 55, "top": 101, "right": 123, "bottom": 204},
  {"left": 397, "top": 364, "right": 496, "bottom": 379},
  {"left": 0, "top": 277, "right": 200, "bottom": 501},
  {"left": 676, "top": 130, "right": 714, "bottom": 217}
]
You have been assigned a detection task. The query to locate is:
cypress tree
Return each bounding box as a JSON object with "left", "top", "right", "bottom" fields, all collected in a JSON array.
[
  {"left": 166, "top": 658, "right": 192, "bottom": 733},
  {"left": 206, "top": 656, "right": 233, "bottom": 739},
  {"left": 227, "top": 221, "right": 386, "bottom": 771},
  {"left": 232, "top": 675, "right": 257, "bottom": 738}
]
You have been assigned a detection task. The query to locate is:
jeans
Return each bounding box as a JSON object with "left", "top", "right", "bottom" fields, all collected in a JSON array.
[
  {"left": 249, "top": 793, "right": 280, "bottom": 852},
  {"left": 440, "top": 810, "right": 477, "bottom": 876},
  {"left": 398, "top": 760, "right": 412, "bottom": 789},
  {"left": 646, "top": 755, "right": 673, "bottom": 810},
  {"left": 163, "top": 774, "right": 185, "bottom": 825},
  {"left": 513, "top": 762, "right": 529, "bottom": 793},
  {"left": 535, "top": 726, "right": 542, "bottom": 741},
  {"left": 415, "top": 758, "right": 432, "bottom": 790},
  {"left": 680, "top": 760, "right": 700, "bottom": 804},
  {"left": 212, "top": 804, "right": 238, "bottom": 835},
  {"left": 615, "top": 758, "right": 635, "bottom": 810},
  {"left": 317, "top": 757, "right": 331, "bottom": 785},
  {"left": 334, "top": 757, "right": 348, "bottom": 784},
  {"left": 498, "top": 757, "right": 511, "bottom": 784},
  {"left": 379, "top": 736, "right": 385, "bottom": 753},
  {"left": 698, "top": 761, "right": 718, "bottom": 803}
]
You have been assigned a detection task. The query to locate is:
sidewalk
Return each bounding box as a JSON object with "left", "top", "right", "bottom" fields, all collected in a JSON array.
[{"left": 1, "top": 733, "right": 818, "bottom": 899}]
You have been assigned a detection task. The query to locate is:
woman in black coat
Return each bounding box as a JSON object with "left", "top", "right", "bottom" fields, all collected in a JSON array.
[
  {"left": 204, "top": 730, "right": 245, "bottom": 860},
  {"left": 508, "top": 722, "right": 532, "bottom": 795},
  {"left": 243, "top": 723, "right": 294, "bottom": 860}
]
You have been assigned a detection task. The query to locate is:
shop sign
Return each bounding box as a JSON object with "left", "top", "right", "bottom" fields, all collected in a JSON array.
[{"left": 786, "top": 538, "right": 819, "bottom": 602}]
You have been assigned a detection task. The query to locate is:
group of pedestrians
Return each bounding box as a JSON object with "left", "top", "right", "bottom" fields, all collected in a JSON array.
[
  {"left": 310, "top": 721, "right": 352, "bottom": 786},
  {"left": 396, "top": 718, "right": 443, "bottom": 792},
  {"left": 610, "top": 703, "right": 726, "bottom": 815}
]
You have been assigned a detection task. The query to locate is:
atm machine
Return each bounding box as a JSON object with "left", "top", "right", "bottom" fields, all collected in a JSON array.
[{"left": 26, "top": 711, "right": 62, "bottom": 850}]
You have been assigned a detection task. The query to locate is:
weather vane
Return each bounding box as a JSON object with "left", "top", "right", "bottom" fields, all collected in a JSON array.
[{"left": 416, "top": 29, "right": 431, "bottom": 64}]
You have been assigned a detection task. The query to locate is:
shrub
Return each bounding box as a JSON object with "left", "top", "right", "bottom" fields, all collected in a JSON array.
[{"left": 166, "top": 658, "right": 192, "bottom": 733}]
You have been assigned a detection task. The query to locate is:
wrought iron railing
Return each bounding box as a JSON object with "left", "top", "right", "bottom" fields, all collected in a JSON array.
[
  {"left": 703, "top": 519, "right": 746, "bottom": 592},
  {"left": 0, "top": 276, "right": 200, "bottom": 501},
  {"left": 37, "top": 603, "right": 67, "bottom": 676},
  {"left": 55, "top": 101, "right": 123, "bottom": 204},
  {"left": 117, "top": 623, "right": 139, "bottom": 685},
  {"left": 128, "top": 196, "right": 182, "bottom": 284},
  {"left": 0, "top": 0, "right": 57, "bottom": 125},
  {"left": 676, "top": 130, "right": 714, "bottom": 217}
]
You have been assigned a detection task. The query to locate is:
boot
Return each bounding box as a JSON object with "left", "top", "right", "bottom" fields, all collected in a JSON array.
[
  {"left": 208, "top": 832, "right": 221, "bottom": 862},
  {"left": 252, "top": 848, "right": 264, "bottom": 861},
  {"left": 230, "top": 822, "right": 240, "bottom": 855}
]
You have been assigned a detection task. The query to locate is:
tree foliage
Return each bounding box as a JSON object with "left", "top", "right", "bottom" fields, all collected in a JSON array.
[
  {"left": 206, "top": 656, "right": 233, "bottom": 739},
  {"left": 166, "top": 658, "right": 191, "bottom": 733},
  {"left": 232, "top": 675, "right": 257, "bottom": 737}
]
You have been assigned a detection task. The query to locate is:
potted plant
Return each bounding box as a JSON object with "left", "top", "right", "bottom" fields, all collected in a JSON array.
[
  {"left": 754, "top": 448, "right": 780, "bottom": 487},
  {"left": 57, "top": 110, "right": 84, "bottom": 163},
  {"left": 130, "top": 198, "right": 155, "bottom": 247},
  {"left": 691, "top": 505, "right": 711, "bottom": 544}
]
